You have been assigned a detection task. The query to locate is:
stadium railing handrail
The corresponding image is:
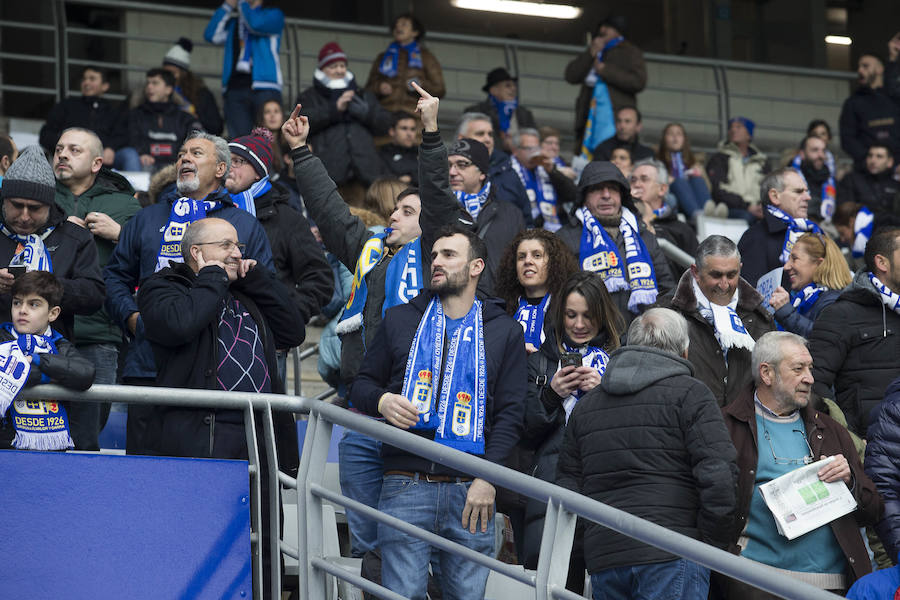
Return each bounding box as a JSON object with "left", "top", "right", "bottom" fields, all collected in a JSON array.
[{"left": 20, "top": 382, "right": 843, "bottom": 600}]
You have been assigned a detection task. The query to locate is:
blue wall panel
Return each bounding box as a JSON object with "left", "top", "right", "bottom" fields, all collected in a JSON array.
[{"left": 0, "top": 450, "right": 251, "bottom": 599}]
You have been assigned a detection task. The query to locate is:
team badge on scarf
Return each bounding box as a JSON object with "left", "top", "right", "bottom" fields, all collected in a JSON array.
[
  {"left": 400, "top": 297, "right": 486, "bottom": 454},
  {"left": 155, "top": 197, "right": 223, "bottom": 272},
  {"left": 1, "top": 223, "right": 55, "bottom": 273},
  {"left": 693, "top": 278, "right": 755, "bottom": 355},
  {"left": 766, "top": 204, "right": 823, "bottom": 264},
  {"left": 577, "top": 206, "right": 658, "bottom": 312},
  {"left": 0, "top": 324, "right": 71, "bottom": 450},
  {"left": 337, "top": 230, "right": 423, "bottom": 337}
]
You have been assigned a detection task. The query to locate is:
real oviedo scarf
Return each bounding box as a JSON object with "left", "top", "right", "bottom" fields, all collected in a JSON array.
[
  {"left": 577, "top": 206, "right": 657, "bottom": 313},
  {"left": 379, "top": 40, "right": 422, "bottom": 77},
  {"left": 515, "top": 294, "right": 550, "bottom": 349},
  {"left": 792, "top": 283, "right": 826, "bottom": 315},
  {"left": 1, "top": 223, "right": 55, "bottom": 273},
  {"left": 560, "top": 341, "right": 609, "bottom": 423},
  {"left": 852, "top": 206, "right": 874, "bottom": 259},
  {"left": 766, "top": 204, "right": 823, "bottom": 265},
  {"left": 510, "top": 157, "right": 560, "bottom": 231},
  {"left": 336, "top": 230, "right": 423, "bottom": 337},
  {"left": 401, "top": 297, "right": 486, "bottom": 454},
  {"left": 579, "top": 36, "right": 624, "bottom": 160},
  {"left": 0, "top": 323, "right": 72, "bottom": 451},
  {"left": 155, "top": 197, "right": 223, "bottom": 272},
  {"left": 454, "top": 181, "right": 492, "bottom": 222}
]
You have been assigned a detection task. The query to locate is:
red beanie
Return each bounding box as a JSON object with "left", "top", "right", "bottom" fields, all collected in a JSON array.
[
  {"left": 228, "top": 127, "right": 274, "bottom": 178},
  {"left": 318, "top": 42, "right": 347, "bottom": 69}
]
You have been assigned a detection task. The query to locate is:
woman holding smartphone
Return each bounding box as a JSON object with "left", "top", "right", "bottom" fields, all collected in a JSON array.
[{"left": 519, "top": 270, "right": 624, "bottom": 589}]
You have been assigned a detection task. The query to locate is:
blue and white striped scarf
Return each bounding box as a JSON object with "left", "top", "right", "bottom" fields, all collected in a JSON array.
[
  {"left": 766, "top": 204, "right": 823, "bottom": 264},
  {"left": 510, "top": 157, "right": 560, "bottom": 231},
  {"left": 1, "top": 223, "right": 55, "bottom": 273},
  {"left": 560, "top": 341, "right": 609, "bottom": 422},
  {"left": 852, "top": 206, "right": 874, "bottom": 259},
  {"left": 401, "top": 297, "right": 486, "bottom": 454},
  {"left": 577, "top": 206, "right": 657, "bottom": 313},
  {"left": 791, "top": 283, "right": 826, "bottom": 315},
  {"left": 229, "top": 175, "right": 271, "bottom": 217},
  {"left": 454, "top": 181, "right": 491, "bottom": 221},
  {"left": 869, "top": 273, "right": 900, "bottom": 316}
]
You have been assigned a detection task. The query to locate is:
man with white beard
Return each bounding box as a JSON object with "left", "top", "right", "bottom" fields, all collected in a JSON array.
[{"left": 104, "top": 131, "right": 274, "bottom": 455}]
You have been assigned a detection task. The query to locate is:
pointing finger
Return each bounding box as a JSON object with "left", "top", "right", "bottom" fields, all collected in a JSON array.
[{"left": 410, "top": 80, "right": 432, "bottom": 99}]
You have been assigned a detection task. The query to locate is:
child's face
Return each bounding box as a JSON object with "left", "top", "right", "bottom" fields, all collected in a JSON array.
[{"left": 11, "top": 293, "right": 59, "bottom": 335}]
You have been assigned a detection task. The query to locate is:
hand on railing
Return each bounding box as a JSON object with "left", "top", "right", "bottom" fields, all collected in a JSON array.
[{"left": 282, "top": 104, "right": 310, "bottom": 150}]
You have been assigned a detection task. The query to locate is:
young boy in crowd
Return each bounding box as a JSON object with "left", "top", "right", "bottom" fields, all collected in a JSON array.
[{"left": 0, "top": 272, "right": 95, "bottom": 450}]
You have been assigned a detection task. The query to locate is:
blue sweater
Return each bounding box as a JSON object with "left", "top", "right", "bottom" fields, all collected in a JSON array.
[
  {"left": 204, "top": 1, "right": 284, "bottom": 91},
  {"left": 104, "top": 190, "right": 274, "bottom": 379}
]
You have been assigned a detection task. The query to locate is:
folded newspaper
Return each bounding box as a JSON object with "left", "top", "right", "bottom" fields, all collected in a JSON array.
[{"left": 758, "top": 456, "right": 857, "bottom": 540}]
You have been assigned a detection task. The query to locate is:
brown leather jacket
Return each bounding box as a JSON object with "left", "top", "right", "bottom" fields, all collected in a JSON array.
[{"left": 722, "top": 385, "right": 883, "bottom": 584}]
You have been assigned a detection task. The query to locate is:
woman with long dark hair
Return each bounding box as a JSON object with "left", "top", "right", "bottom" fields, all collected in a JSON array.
[
  {"left": 495, "top": 229, "right": 579, "bottom": 353},
  {"left": 520, "top": 271, "right": 625, "bottom": 590}
]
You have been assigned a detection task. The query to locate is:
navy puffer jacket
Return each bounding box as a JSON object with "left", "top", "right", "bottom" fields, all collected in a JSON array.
[{"left": 864, "top": 376, "right": 900, "bottom": 561}]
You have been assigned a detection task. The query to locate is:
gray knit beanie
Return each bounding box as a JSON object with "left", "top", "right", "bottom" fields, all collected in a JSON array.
[{"left": 1, "top": 145, "right": 55, "bottom": 205}]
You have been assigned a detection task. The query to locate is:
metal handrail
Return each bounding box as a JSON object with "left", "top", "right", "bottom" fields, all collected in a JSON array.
[{"left": 19, "top": 382, "right": 843, "bottom": 600}]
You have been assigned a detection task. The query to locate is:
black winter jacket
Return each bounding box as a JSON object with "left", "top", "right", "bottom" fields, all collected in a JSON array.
[
  {"left": 255, "top": 182, "right": 333, "bottom": 324},
  {"left": 839, "top": 85, "right": 900, "bottom": 168},
  {"left": 350, "top": 292, "right": 527, "bottom": 477},
  {"left": 0, "top": 203, "right": 105, "bottom": 344},
  {"left": 378, "top": 143, "right": 419, "bottom": 185},
  {"left": 137, "top": 262, "right": 304, "bottom": 466},
  {"left": 127, "top": 101, "right": 202, "bottom": 166},
  {"left": 555, "top": 161, "right": 674, "bottom": 326},
  {"left": 290, "top": 131, "right": 466, "bottom": 384},
  {"left": 659, "top": 270, "right": 773, "bottom": 407},
  {"left": 809, "top": 270, "right": 900, "bottom": 436},
  {"left": 591, "top": 135, "right": 654, "bottom": 163},
  {"left": 837, "top": 168, "right": 900, "bottom": 226},
  {"left": 297, "top": 79, "right": 391, "bottom": 186},
  {"left": 865, "top": 376, "right": 900, "bottom": 562},
  {"left": 556, "top": 345, "right": 738, "bottom": 572},
  {"left": 737, "top": 208, "right": 790, "bottom": 289},
  {"left": 0, "top": 327, "right": 96, "bottom": 448},
  {"left": 39, "top": 95, "right": 129, "bottom": 152}
]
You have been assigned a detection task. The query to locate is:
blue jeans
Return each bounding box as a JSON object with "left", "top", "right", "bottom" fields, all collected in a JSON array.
[
  {"left": 223, "top": 87, "right": 282, "bottom": 138},
  {"left": 378, "top": 474, "right": 494, "bottom": 599},
  {"left": 669, "top": 176, "right": 710, "bottom": 218},
  {"left": 338, "top": 429, "right": 383, "bottom": 557},
  {"left": 591, "top": 558, "right": 709, "bottom": 600},
  {"left": 114, "top": 147, "right": 141, "bottom": 172},
  {"left": 70, "top": 343, "right": 118, "bottom": 450}
]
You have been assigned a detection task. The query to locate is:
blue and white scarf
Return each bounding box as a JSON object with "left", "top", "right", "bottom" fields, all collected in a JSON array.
[
  {"left": 790, "top": 152, "right": 836, "bottom": 221},
  {"left": 791, "top": 283, "right": 826, "bottom": 316},
  {"left": 580, "top": 36, "right": 624, "bottom": 160},
  {"left": 560, "top": 341, "right": 609, "bottom": 422},
  {"left": 336, "top": 230, "right": 423, "bottom": 337},
  {"left": 869, "top": 273, "right": 900, "bottom": 316},
  {"left": 379, "top": 41, "right": 422, "bottom": 77},
  {"left": 155, "top": 197, "right": 223, "bottom": 272},
  {"left": 489, "top": 95, "right": 518, "bottom": 133},
  {"left": 230, "top": 175, "right": 271, "bottom": 217},
  {"left": 510, "top": 157, "right": 560, "bottom": 231},
  {"left": 0, "top": 324, "right": 72, "bottom": 451},
  {"left": 515, "top": 294, "right": 550, "bottom": 349},
  {"left": 693, "top": 278, "right": 755, "bottom": 355},
  {"left": 401, "top": 297, "right": 486, "bottom": 454},
  {"left": 454, "top": 181, "right": 492, "bottom": 221},
  {"left": 671, "top": 151, "right": 686, "bottom": 179},
  {"left": 1, "top": 223, "right": 55, "bottom": 273},
  {"left": 766, "top": 204, "right": 823, "bottom": 265},
  {"left": 852, "top": 206, "right": 874, "bottom": 259},
  {"left": 577, "top": 206, "right": 657, "bottom": 312}
]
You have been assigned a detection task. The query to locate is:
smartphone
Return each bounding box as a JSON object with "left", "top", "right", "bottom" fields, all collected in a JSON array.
[
  {"left": 7, "top": 266, "right": 26, "bottom": 279},
  {"left": 560, "top": 352, "right": 582, "bottom": 369}
]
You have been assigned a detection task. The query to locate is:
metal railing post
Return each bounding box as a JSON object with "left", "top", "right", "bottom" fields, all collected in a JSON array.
[
  {"left": 303, "top": 411, "right": 334, "bottom": 600},
  {"left": 244, "top": 403, "right": 264, "bottom": 600},
  {"left": 260, "top": 403, "right": 282, "bottom": 600},
  {"left": 535, "top": 499, "right": 576, "bottom": 600}
]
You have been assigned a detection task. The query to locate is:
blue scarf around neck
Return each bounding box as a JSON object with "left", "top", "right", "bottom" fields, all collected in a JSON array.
[
  {"left": 852, "top": 206, "right": 874, "bottom": 259},
  {"left": 1, "top": 223, "right": 55, "bottom": 273},
  {"left": 791, "top": 283, "right": 826, "bottom": 315},
  {"left": 671, "top": 151, "right": 686, "bottom": 179},
  {"left": 454, "top": 181, "right": 491, "bottom": 221},
  {"left": 379, "top": 40, "right": 422, "bottom": 77},
  {"left": 510, "top": 157, "right": 560, "bottom": 231},
  {"left": 560, "top": 340, "right": 609, "bottom": 421},
  {"left": 336, "top": 230, "right": 423, "bottom": 338},
  {"left": 401, "top": 296, "right": 486, "bottom": 454},
  {"left": 230, "top": 175, "right": 271, "bottom": 217},
  {"left": 156, "top": 196, "right": 224, "bottom": 272},
  {"left": 489, "top": 95, "right": 518, "bottom": 133},
  {"left": 577, "top": 206, "right": 658, "bottom": 313},
  {"left": 515, "top": 294, "right": 550, "bottom": 348},
  {"left": 766, "top": 204, "right": 823, "bottom": 264},
  {"left": 579, "top": 36, "right": 624, "bottom": 159}
]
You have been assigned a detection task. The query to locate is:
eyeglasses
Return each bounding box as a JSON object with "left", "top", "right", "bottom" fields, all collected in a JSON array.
[
  {"left": 763, "top": 427, "right": 813, "bottom": 465},
  {"left": 231, "top": 156, "right": 249, "bottom": 168},
  {"left": 194, "top": 240, "right": 246, "bottom": 254},
  {"left": 448, "top": 159, "right": 473, "bottom": 170}
]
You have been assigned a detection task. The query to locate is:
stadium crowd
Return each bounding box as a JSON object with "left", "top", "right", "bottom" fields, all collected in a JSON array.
[{"left": 5, "top": 3, "right": 900, "bottom": 599}]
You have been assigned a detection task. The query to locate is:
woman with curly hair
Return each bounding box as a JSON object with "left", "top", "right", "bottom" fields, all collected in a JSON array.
[{"left": 495, "top": 229, "right": 579, "bottom": 353}]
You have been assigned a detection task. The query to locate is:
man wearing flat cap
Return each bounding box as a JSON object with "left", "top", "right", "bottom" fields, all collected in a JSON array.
[
  {"left": 0, "top": 144, "right": 105, "bottom": 448},
  {"left": 464, "top": 67, "right": 538, "bottom": 154}
]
